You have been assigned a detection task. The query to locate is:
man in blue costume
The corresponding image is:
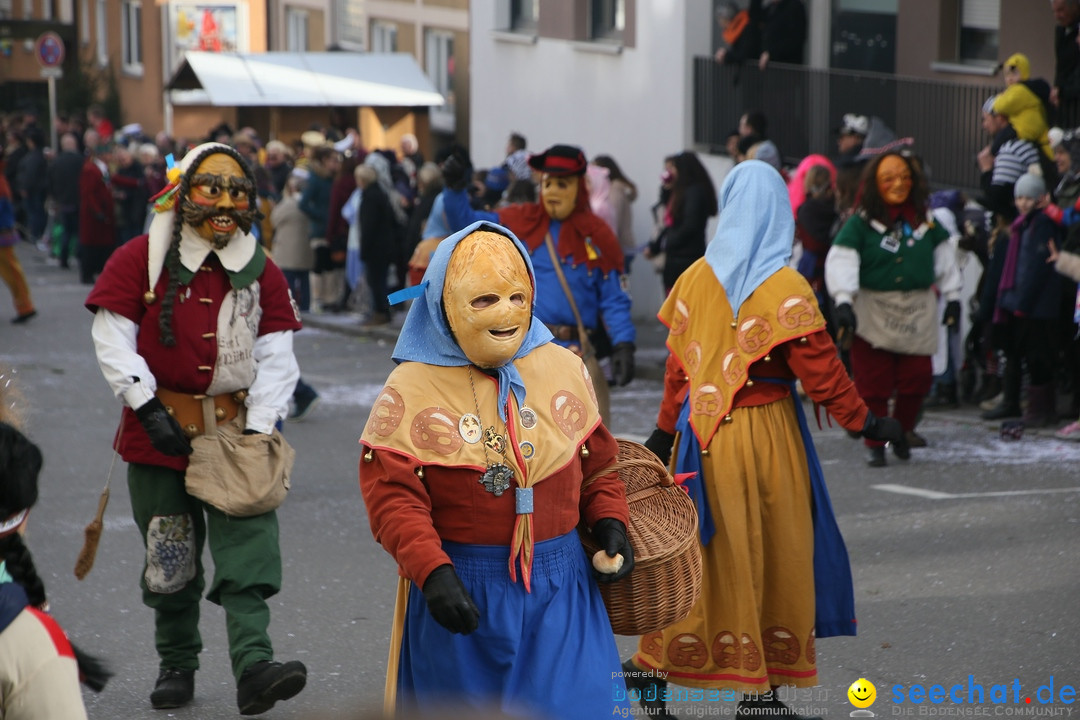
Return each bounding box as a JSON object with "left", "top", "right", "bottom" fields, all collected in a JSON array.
[{"left": 440, "top": 144, "right": 635, "bottom": 420}]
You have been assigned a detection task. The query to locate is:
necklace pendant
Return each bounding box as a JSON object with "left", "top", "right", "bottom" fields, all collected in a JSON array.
[
  {"left": 483, "top": 426, "right": 506, "bottom": 454},
  {"left": 459, "top": 413, "right": 482, "bottom": 444},
  {"left": 479, "top": 463, "right": 514, "bottom": 496}
]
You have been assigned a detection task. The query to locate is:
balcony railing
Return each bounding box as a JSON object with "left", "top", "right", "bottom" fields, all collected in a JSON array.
[{"left": 693, "top": 57, "right": 1080, "bottom": 195}]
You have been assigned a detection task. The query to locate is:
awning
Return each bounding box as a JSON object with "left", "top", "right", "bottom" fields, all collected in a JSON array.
[{"left": 166, "top": 51, "right": 445, "bottom": 108}]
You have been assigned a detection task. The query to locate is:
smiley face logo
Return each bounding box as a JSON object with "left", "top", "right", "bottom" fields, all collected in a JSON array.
[{"left": 848, "top": 678, "right": 877, "bottom": 709}]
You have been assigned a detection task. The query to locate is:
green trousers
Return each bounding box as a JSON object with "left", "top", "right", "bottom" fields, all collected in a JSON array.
[{"left": 128, "top": 463, "right": 282, "bottom": 681}]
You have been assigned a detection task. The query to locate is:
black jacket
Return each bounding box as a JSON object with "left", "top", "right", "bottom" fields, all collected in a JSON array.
[
  {"left": 48, "top": 150, "right": 84, "bottom": 208},
  {"left": 751, "top": 0, "right": 806, "bottom": 64}
]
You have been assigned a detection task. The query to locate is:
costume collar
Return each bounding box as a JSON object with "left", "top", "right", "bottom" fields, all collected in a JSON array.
[{"left": 147, "top": 210, "right": 262, "bottom": 290}]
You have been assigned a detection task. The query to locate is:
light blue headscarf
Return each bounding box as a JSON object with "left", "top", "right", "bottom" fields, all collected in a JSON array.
[
  {"left": 704, "top": 159, "right": 795, "bottom": 315},
  {"left": 392, "top": 220, "right": 553, "bottom": 421}
]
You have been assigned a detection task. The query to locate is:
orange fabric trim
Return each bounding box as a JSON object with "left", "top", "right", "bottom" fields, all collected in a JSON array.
[
  {"left": 723, "top": 10, "right": 750, "bottom": 47},
  {"left": 660, "top": 262, "right": 826, "bottom": 449}
]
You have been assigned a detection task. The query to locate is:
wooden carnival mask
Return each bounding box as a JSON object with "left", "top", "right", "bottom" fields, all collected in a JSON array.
[
  {"left": 541, "top": 173, "right": 580, "bottom": 221},
  {"left": 875, "top": 155, "right": 912, "bottom": 207},
  {"left": 182, "top": 152, "right": 256, "bottom": 249},
  {"left": 443, "top": 231, "right": 533, "bottom": 369}
]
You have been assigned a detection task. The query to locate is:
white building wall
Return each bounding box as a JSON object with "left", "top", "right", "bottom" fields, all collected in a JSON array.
[{"left": 469, "top": 0, "right": 732, "bottom": 321}]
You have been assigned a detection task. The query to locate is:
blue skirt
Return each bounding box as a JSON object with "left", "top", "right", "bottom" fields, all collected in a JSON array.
[{"left": 399, "top": 530, "right": 631, "bottom": 718}]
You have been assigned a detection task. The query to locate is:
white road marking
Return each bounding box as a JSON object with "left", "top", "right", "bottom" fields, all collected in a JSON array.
[{"left": 873, "top": 483, "right": 1080, "bottom": 500}]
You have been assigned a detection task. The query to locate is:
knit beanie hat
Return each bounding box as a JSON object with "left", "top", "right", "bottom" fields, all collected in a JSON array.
[
  {"left": 1014, "top": 170, "right": 1045, "bottom": 199},
  {"left": 1004, "top": 53, "right": 1031, "bottom": 81}
]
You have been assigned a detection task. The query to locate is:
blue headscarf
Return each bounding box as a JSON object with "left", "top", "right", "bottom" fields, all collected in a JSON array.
[
  {"left": 704, "top": 160, "right": 795, "bottom": 315},
  {"left": 392, "top": 220, "right": 553, "bottom": 421}
]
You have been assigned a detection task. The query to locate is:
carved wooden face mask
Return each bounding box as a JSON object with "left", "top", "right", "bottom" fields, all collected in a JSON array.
[
  {"left": 443, "top": 231, "right": 533, "bottom": 368},
  {"left": 540, "top": 173, "right": 580, "bottom": 221},
  {"left": 875, "top": 155, "right": 912, "bottom": 207},
  {"left": 182, "top": 153, "right": 256, "bottom": 248}
]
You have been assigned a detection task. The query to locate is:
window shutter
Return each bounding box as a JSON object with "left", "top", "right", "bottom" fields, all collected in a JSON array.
[{"left": 962, "top": 0, "right": 999, "bottom": 31}]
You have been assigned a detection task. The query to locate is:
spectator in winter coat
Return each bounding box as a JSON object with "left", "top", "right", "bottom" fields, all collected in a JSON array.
[
  {"left": 981, "top": 172, "right": 1063, "bottom": 427},
  {"left": 77, "top": 130, "right": 116, "bottom": 285},
  {"left": 48, "top": 132, "right": 84, "bottom": 269}
]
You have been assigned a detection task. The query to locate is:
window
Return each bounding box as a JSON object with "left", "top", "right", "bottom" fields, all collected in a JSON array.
[
  {"left": 371, "top": 21, "right": 397, "bottom": 52},
  {"left": 959, "top": 0, "right": 998, "bottom": 63},
  {"left": 591, "top": 0, "right": 624, "bottom": 41},
  {"left": 510, "top": 0, "right": 537, "bottom": 31},
  {"left": 122, "top": 0, "right": 142, "bottom": 73},
  {"left": 42, "top": 0, "right": 51, "bottom": 21},
  {"left": 0, "top": 0, "right": 12, "bottom": 18},
  {"left": 425, "top": 28, "right": 455, "bottom": 134},
  {"left": 79, "top": 0, "right": 89, "bottom": 44},
  {"left": 95, "top": 0, "right": 107, "bottom": 66},
  {"left": 21, "top": 0, "right": 30, "bottom": 19},
  {"left": 337, "top": 0, "right": 364, "bottom": 50},
  {"left": 286, "top": 7, "right": 308, "bottom": 51}
]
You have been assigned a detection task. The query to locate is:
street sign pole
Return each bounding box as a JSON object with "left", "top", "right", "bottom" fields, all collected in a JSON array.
[
  {"left": 48, "top": 75, "right": 58, "bottom": 151},
  {"left": 34, "top": 31, "right": 65, "bottom": 150}
]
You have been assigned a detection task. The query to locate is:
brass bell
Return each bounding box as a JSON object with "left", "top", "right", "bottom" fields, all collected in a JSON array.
[
  {"left": 580, "top": 443, "right": 590, "bottom": 458},
  {"left": 730, "top": 321, "right": 738, "bottom": 328},
  {"left": 745, "top": 379, "right": 754, "bottom": 387},
  {"left": 763, "top": 354, "right": 772, "bottom": 362},
  {"left": 214, "top": 406, "right": 226, "bottom": 420},
  {"left": 143, "top": 291, "right": 157, "bottom": 304},
  {"left": 233, "top": 389, "right": 249, "bottom": 402},
  {"left": 701, "top": 448, "right": 710, "bottom": 457},
  {"left": 416, "top": 467, "right": 425, "bottom": 479},
  {"left": 184, "top": 424, "right": 199, "bottom": 438},
  {"left": 164, "top": 405, "right": 176, "bottom": 417},
  {"left": 799, "top": 337, "right": 809, "bottom": 344},
  {"left": 363, "top": 449, "right": 374, "bottom": 463},
  {"left": 723, "top": 414, "right": 733, "bottom": 423}
]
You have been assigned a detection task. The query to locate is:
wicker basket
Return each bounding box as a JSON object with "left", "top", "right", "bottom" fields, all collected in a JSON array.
[{"left": 580, "top": 438, "right": 703, "bottom": 636}]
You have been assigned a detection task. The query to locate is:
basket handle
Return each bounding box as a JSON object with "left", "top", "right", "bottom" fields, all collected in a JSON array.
[{"left": 581, "top": 455, "right": 674, "bottom": 493}]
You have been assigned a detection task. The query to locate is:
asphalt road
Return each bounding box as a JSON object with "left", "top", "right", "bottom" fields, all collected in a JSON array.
[{"left": 2, "top": 242, "right": 1078, "bottom": 719}]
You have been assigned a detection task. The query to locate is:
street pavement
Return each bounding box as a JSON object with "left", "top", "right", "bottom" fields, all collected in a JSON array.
[{"left": 2, "top": 240, "right": 1079, "bottom": 719}]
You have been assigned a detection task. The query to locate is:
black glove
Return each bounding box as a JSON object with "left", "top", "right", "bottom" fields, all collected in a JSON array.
[
  {"left": 590, "top": 518, "right": 635, "bottom": 583},
  {"left": 860, "top": 411, "right": 904, "bottom": 446},
  {"left": 440, "top": 155, "right": 468, "bottom": 192},
  {"left": 942, "top": 299, "right": 961, "bottom": 327},
  {"left": 421, "top": 564, "right": 480, "bottom": 635},
  {"left": 644, "top": 427, "right": 676, "bottom": 467},
  {"left": 834, "top": 302, "right": 857, "bottom": 336},
  {"left": 134, "top": 398, "right": 193, "bottom": 456},
  {"left": 610, "top": 342, "right": 635, "bottom": 386}
]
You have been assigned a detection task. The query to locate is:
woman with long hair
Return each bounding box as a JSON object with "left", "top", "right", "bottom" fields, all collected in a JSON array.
[{"left": 654, "top": 151, "right": 719, "bottom": 293}]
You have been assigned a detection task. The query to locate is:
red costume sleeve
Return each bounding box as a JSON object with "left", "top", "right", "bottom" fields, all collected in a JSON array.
[
  {"left": 656, "top": 352, "right": 690, "bottom": 434},
  {"left": 85, "top": 236, "right": 150, "bottom": 321},
  {"left": 578, "top": 423, "right": 631, "bottom": 529},
  {"left": 780, "top": 329, "right": 868, "bottom": 432},
  {"left": 359, "top": 450, "right": 451, "bottom": 587},
  {"left": 257, "top": 256, "right": 303, "bottom": 335}
]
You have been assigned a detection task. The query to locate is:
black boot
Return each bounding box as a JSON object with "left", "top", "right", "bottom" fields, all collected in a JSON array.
[
  {"left": 981, "top": 361, "right": 1021, "bottom": 420},
  {"left": 236, "top": 660, "right": 307, "bottom": 716},
  {"left": 867, "top": 445, "right": 886, "bottom": 467},
  {"left": 621, "top": 659, "right": 674, "bottom": 718},
  {"left": 150, "top": 668, "right": 194, "bottom": 709},
  {"left": 891, "top": 432, "right": 911, "bottom": 460}
]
